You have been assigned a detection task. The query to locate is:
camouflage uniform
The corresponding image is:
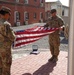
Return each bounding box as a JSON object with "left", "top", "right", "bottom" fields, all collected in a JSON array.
[
  {"left": 0, "top": 19, "right": 15, "bottom": 75},
  {"left": 45, "top": 15, "right": 64, "bottom": 58},
  {"left": 64, "top": 24, "right": 69, "bottom": 40}
]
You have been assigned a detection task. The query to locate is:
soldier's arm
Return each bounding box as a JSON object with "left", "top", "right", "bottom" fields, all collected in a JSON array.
[
  {"left": 44, "top": 18, "right": 50, "bottom": 28},
  {"left": 58, "top": 18, "right": 64, "bottom": 27},
  {"left": 5, "top": 24, "right": 15, "bottom": 42},
  {"left": 0, "top": 23, "right": 15, "bottom": 42},
  {"left": 58, "top": 18, "right": 65, "bottom": 33}
]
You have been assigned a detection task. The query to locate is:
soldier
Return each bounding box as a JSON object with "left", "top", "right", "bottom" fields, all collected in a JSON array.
[
  {"left": 64, "top": 24, "right": 69, "bottom": 40},
  {"left": 0, "top": 6, "right": 15, "bottom": 75},
  {"left": 44, "top": 9, "right": 64, "bottom": 62}
]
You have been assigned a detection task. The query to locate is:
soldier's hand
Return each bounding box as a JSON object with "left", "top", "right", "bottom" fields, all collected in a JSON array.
[
  {"left": 6, "top": 24, "right": 10, "bottom": 30},
  {"left": 43, "top": 25, "right": 48, "bottom": 28}
]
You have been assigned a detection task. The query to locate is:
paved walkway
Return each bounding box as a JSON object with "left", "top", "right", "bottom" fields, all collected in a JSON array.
[{"left": 11, "top": 51, "right": 68, "bottom": 75}]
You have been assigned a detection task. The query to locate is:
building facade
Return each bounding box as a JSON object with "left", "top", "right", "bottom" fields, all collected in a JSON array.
[
  {"left": 62, "top": 5, "right": 69, "bottom": 17},
  {"left": 0, "top": 0, "right": 45, "bottom": 26},
  {"left": 45, "top": 0, "right": 69, "bottom": 25}
]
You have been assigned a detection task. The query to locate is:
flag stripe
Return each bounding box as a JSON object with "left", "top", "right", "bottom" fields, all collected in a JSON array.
[
  {"left": 15, "top": 31, "right": 55, "bottom": 41},
  {"left": 14, "top": 37, "right": 42, "bottom": 48},
  {"left": 13, "top": 26, "right": 61, "bottom": 48}
]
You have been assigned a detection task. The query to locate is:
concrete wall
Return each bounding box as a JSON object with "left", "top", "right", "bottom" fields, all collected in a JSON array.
[
  {"left": 62, "top": 16, "right": 69, "bottom": 25},
  {"left": 62, "top": 6, "right": 69, "bottom": 16}
]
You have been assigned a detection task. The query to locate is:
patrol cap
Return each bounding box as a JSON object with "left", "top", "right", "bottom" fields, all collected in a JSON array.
[
  {"left": 0, "top": 6, "right": 11, "bottom": 15},
  {"left": 50, "top": 9, "right": 57, "bottom": 14}
]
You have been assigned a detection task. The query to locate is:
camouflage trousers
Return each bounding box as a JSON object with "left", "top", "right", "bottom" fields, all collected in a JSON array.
[
  {"left": 49, "top": 33, "right": 60, "bottom": 57},
  {"left": 0, "top": 49, "right": 12, "bottom": 75}
]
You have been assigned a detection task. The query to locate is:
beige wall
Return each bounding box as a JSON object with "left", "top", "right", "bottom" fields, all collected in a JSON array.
[
  {"left": 45, "top": 3, "right": 51, "bottom": 12},
  {"left": 62, "top": 16, "right": 69, "bottom": 25}
]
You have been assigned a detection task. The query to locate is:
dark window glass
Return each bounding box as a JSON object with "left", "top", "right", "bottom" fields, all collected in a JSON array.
[
  {"left": 34, "top": 13, "right": 36, "bottom": 19},
  {"left": 25, "top": 13, "right": 29, "bottom": 20}
]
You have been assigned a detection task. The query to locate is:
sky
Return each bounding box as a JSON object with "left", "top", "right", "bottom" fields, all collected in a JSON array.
[{"left": 45, "top": 0, "right": 69, "bottom": 6}]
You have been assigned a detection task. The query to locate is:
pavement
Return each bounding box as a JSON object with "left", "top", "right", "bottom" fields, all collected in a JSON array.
[{"left": 11, "top": 51, "right": 68, "bottom": 75}]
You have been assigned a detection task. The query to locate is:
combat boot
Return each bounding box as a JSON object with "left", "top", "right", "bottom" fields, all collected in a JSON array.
[
  {"left": 48, "top": 55, "right": 55, "bottom": 61},
  {"left": 52, "top": 56, "right": 58, "bottom": 63}
]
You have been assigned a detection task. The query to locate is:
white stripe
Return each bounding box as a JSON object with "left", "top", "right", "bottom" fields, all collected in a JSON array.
[
  {"left": 15, "top": 37, "right": 40, "bottom": 44},
  {"left": 16, "top": 31, "right": 54, "bottom": 38},
  {"left": 38, "top": 27, "right": 44, "bottom": 31},
  {"left": 32, "top": 27, "right": 41, "bottom": 31}
]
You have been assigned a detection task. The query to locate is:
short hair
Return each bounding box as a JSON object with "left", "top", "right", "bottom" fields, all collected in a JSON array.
[{"left": 50, "top": 9, "right": 57, "bottom": 14}]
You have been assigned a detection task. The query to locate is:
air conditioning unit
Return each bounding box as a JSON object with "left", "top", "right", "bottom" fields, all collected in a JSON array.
[
  {"left": 16, "top": 0, "right": 19, "bottom": 2},
  {"left": 40, "top": 19, "right": 43, "bottom": 23},
  {"left": 40, "top": 3, "right": 43, "bottom": 7},
  {"left": 16, "top": 22, "right": 20, "bottom": 26},
  {"left": 24, "top": 0, "right": 28, "bottom": 4},
  {"left": 25, "top": 21, "right": 28, "bottom": 25}
]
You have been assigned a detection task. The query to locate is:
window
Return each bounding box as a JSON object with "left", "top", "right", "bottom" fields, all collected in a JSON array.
[
  {"left": 34, "top": 13, "right": 37, "bottom": 19},
  {"left": 46, "top": 12, "right": 50, "bottom": 18},
  {"left": 25, "top": 12, "right": 29, "bottom": 20},
  {"left": 40, "top": 3, "right": 44, "bottom": 7},
  {"left": 16, "top": 12, "right": 20, "bottom": 20},
  {"left": 40, "top": 0, "right": 44, "bottom": 7},
  {"left": 24, "top": 0, "right": 28, "bottom": 4},
  {"left": 62, "top": 10, "right": 64, "bottom": 16},
  {"left": 14, "top": 11, "right": 20, "bottom": 22},
  {"left": 40, "top": 12, "right": 43, "bottom": 19},
  {"left": 40, "top": 0, "right": 43, "bottom": 3}
]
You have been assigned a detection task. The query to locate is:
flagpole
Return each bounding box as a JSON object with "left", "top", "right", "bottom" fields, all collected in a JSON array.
[{"left": 68, "top": 0, "right": 74, "bottom": 75}]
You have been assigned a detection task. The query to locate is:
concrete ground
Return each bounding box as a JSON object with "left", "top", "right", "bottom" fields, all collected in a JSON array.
[{"left": 11, "top": 51, "right": 68, "bottom": 75}]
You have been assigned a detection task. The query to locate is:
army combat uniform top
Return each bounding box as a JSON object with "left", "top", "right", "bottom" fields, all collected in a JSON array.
[
  {"left": 45, "top": 15, "right": 64, "bottom": 57},
  {"left": 0, "top": 19, "right": 15, "bottom": 75}
]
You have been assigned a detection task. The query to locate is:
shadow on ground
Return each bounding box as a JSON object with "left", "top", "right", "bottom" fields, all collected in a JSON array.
[
  {"left": 22, "top": 73, "right": 31, "bottom": 75},
  {"left": 22, "top": 61, "right": 57, "bottom": 75},
  {"left": 60, "top": 32, "right": 64, "bottom": 37},
  {"left": 60, "top": 38, "right": 68, "bottom": 44},
  {"left": 60, "top": 33, "right": 68, "bottom": 44}
]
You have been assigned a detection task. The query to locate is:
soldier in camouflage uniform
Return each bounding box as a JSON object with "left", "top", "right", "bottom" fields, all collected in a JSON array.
[
  {"left": 44, "top": 9, "right": 64, "bottom": 62},
  {"left": 0, "top": 6, "right": 15, "bottom": 75}
]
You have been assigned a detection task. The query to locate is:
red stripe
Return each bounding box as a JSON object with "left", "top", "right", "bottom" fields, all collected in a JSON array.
[
  {"left": 15, "top": 37, "right": 41, "bottom": 47},
  {"left": 15, "top": 28, "right": 58, "bottom": 35},
  {"left": 15, "top": 33, "right": 49, "bottom": 41}
]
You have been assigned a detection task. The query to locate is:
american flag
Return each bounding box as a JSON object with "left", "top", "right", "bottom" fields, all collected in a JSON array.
[{"left": 13, "top": 26, "right": 62, "bottom": 48}]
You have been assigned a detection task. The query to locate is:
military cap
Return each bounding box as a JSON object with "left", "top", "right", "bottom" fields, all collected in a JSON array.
[
  {"left": 50, "top": 9, "right": 57, "bottom": 14},
  {"left": 0, "top": 6, "right": 11, "bottom": 15}
]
